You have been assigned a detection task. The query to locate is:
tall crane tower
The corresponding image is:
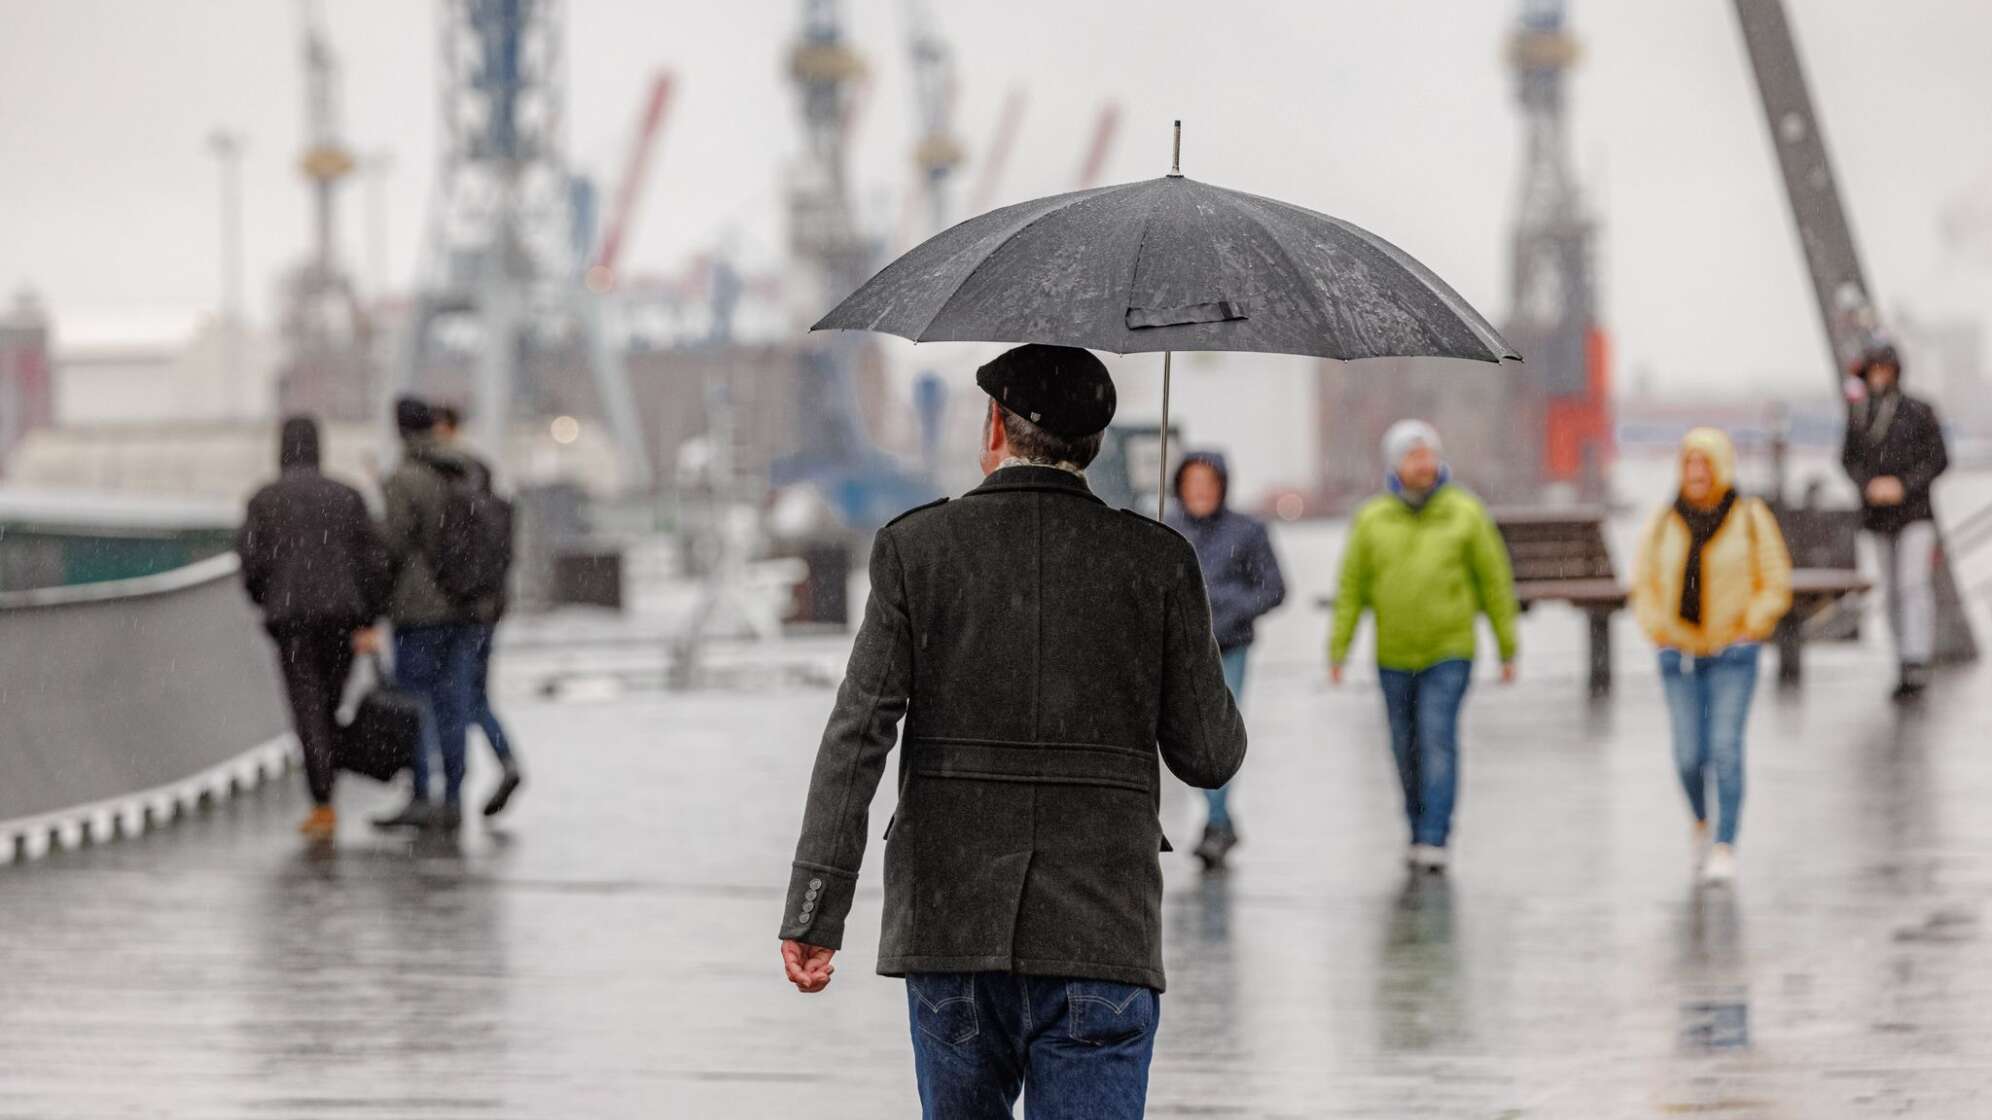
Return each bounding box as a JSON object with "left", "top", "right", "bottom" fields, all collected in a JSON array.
[
  {"left": 1503, "top": 0, "right": 1611, "bottom": 502},
  {"left": 780, "top": 0, "right": 876, "bottom": 473},
  {"left": 902, "top": 0, "right": 963, "bottom": 236},
  {"left": 392, "top": 0, "right": 650, "bottom": 486},
  {"left": 276, "top": 0, "right": 374, "bottom": 422}
]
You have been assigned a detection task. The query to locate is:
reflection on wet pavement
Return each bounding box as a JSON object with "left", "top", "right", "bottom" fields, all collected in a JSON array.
[{"left": 4, "top": 604, "right": 1992, "bottom": 1117}]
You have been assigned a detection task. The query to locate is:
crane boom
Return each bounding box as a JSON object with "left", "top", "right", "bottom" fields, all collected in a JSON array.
[
  {"left": 966, "top": 87, "right": 1026, "bottom": 215},
  {"left": 1075, "top": 101, "right": 1121, "bottom": 190},
  {"left": 590, "top": 71, "right": 675, "bottom": 286},
  {"left": 1731, "top": 0, "right": 1876, "bottom": 384}
]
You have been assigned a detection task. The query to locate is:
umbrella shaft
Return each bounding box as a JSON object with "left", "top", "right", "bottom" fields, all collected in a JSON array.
[{"left": 1156, "top": 351, "right": 1173, "bottom": 521}]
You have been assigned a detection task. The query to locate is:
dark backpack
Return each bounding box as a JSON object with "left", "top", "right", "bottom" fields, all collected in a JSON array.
[{"left": 428, "top": 459, "right": 515, "bottom": 606}]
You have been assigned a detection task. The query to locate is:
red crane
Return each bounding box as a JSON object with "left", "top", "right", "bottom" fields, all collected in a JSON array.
[
  {"left": 589, "top": 71, "right": 676, "bottom": 291},
  {"left": 1074, "top": 100, "right": 1121, "bottom": 190},
  {"left": 965, "top": 86, "right": 1027, "bottom": 215}
]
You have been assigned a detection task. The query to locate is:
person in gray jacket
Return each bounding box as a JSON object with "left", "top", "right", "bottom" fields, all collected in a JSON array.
[
  {"left": 777, "top": 345, "right": 1246, "bottom": 1120},
  {"left": 368, "top": 397, "right": 487, "bottom": 831}
]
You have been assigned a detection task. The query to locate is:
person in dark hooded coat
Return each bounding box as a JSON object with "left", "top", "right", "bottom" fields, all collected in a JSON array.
[
  {"left": 237, "top": 415, "right": 391, "bottom": 841},
  {"left": 1839, "top": 342, "right": 1950, "bottom": 698},
  {"left": 1164, "top": 450, "right": 1286, "bottom": 870}
]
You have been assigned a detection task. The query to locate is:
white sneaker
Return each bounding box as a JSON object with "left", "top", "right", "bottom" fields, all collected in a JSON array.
[
  {"left": 1701, "top": 843, "right": 1737, "bottom": 885},
  {"left": 1410, "top": 844, "right": 1449, "bottom": 873},
  {"left": 1691, "top": 821, "right": 1711, "bottom": 865}
]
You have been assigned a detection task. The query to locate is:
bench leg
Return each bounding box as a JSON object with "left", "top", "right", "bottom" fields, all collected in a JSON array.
[
  {"left": 1777, "top": 617, "right": 1803, "bottom": 686},
  {"left": 1587, "top": 610, "right": 1613, "bottom": 698}
]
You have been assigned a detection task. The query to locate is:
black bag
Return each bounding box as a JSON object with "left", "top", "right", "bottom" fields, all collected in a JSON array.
[
  {"left": 336, "top": 655, "right": 422, "bottom": 781},
  {"left": 430, "top": 464, "right": 514, "bottom": 606}
]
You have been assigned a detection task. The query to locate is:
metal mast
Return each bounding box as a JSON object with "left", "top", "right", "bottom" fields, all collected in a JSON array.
[
  {"left": 902, "top": 0, "right": 963, "bottom": 235},
  {"left": 1504, "top": 0, "right": 1608, "bottom": 501},
  {"left": 394, "top": 0, "right": 650, "bottom": 486},
  {"left": 276, "top": 0, "right": 373, "bottom": 421},
  {"left": 783, "top": 0, "right": 874, "bottom": 464}
]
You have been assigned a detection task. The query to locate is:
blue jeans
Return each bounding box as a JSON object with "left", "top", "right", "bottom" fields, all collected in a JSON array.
[
  {"left": 1658, "top": 644, "right": 1760, "bottom": 845},
  {"left": 394, "top": 622, "right": 481, "bottom": 805},
  {"left": 1203, "top": 646, "right": 1250, "bottom": 829},
  {"left": 1377, "top": 659, "right": 1473, "bottom": 848},
  {"left": 907, "top": 973, "right": 1158, "bottom": 1120},
  {"left": 470, "top": 624, "right": 514, "bottom": 765}
]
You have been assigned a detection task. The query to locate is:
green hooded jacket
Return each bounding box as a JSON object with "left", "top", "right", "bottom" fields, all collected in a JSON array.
[{"left": 1329, "top": 485, "right": 1520, "bottom": 672}]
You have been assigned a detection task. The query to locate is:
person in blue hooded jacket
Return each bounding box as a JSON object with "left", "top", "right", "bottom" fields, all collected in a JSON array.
[{"left": 1165, "top": 450, "right": 1287, "bottom": 870}]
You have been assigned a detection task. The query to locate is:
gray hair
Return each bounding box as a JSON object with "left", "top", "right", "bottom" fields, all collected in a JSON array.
[{"left": 985, "top": 401, "right": 1103, "bottom": 470}]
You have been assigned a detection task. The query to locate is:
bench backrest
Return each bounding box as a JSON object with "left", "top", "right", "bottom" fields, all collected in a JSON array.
[{"left": 1490, "top": 507, "right": 1616, "bottom": 584}]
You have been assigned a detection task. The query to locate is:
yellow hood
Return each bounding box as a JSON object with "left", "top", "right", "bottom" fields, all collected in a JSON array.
[{"left": 1678, "top": 427, "right": 1737, "bottom": 497}]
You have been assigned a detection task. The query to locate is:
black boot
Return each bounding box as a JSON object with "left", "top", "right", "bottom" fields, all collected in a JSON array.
[
  {"left": 371, "top": 798, "right": 436, "bottom": 830},
  {"left": 1893, "top": 662, "right": 1930, "bottom": 701},
  {"left": 483, "top": 764, "right": 523, "bottom": 818},
  {"left": 1194, "top": 822, "right": 1239, "bottom": 872}
]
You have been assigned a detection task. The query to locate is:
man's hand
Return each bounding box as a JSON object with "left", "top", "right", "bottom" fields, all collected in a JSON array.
[
  {"left": 1866, "top": 476, "right": 1906, "bottom": 506},
  {"left": 1328, "top": 663, "right": 1345, "bottom": 686},
  {"left": 351, "top": 626, "right": 383, "bottom": 655},
  {"left": 1500, "top": 661, "right": 1518, "bottom": 685},
  {"left": 781, "top": 940, "right": 837, "bottom": 994}
]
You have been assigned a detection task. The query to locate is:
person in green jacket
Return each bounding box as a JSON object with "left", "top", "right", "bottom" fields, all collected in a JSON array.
[{"left": 1329, "top": 420, "right": 1520, "bottom": 873}]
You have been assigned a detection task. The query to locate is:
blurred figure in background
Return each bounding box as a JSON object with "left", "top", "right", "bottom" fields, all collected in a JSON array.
[
  {"left": 1633, "top": 428, "right": 1791, "bottom": 885},
  {"left": 1165, "top": 450, "right": 1286, "bottom": 871},
  {"left": 1329, "top": 421, "right": 1518, "bottom": 874},
  {"left": 369, "top": 397, "right": 484, "bottom": 831},
  {"left": 1840, "top": 343, "right": 1949, "bottom": 699},
  {"left": 432, "top": 403, "right": 523, "bottom": 817},
  {"left": 237, "top": 416, "right": 391, "bottom": 842}
]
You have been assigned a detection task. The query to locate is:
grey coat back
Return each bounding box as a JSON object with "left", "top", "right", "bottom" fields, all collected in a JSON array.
[{"left": 779, "top": 465, "right": 1246, "bottom": 991}]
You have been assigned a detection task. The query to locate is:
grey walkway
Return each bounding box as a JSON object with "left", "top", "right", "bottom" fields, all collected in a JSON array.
[{"left": 4, "top": 571, "right": 1992, "bottom": 1116}]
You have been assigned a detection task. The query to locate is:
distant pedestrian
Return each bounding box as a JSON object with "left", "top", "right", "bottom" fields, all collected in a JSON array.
[
  {"left": 1329, "top": 420, "right": 1519, "bottom": 874},
  {"left": 432, "top": 403, "right": 523, "bottom": 817},
  {"left": 1840, "top": 342, "right": 1949, "bottom": 699},
  {"left": 776, "top": 345, "right": 1246, "bottom": 1119},
  {"left": 237, "top": 416, "right": 391, "bottom": 842},
  {"left": 1165, "top": 449, "right": 1286, "bottom": 871},
  {"left": 369, "top": 397, "right": 487, "bottom": 831},
  {"left": 1632, "top": 427, "right": 1791, "bottom": 885}
]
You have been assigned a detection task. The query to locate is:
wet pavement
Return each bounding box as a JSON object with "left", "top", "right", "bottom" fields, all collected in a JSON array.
[{"left": 5, "top": 522, "right": 1992, "bottom": 1117}]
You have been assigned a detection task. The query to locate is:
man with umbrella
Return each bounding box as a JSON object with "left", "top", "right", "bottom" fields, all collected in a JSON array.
[{"left": 777, "top": 344, "right": 1246, "bottom": 1118}]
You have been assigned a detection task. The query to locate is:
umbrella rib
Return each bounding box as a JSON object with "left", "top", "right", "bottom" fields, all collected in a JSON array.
[
  {"left": 915, "top": 184, "right": 1128, "bottom": 342},
  {"left": 1253, "top": 194, "right": 1513, "bottom": 361}
]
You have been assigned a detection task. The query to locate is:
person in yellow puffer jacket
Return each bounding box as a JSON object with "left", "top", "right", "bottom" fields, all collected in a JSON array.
[{"left": 1632, "top": 427, "right": 1792, "bottom": 886}]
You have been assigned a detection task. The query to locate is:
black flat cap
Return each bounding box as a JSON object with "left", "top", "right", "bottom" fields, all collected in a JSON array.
[
  {"left": 975, "top": 344, "right": 1117, "bottom": 438},
  {"left": 395, "top": 396, "right": 434, "bottom": 436}
]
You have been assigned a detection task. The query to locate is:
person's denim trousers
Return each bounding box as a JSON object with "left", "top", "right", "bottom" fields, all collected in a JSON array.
[
  {"left": 1377, "top": 659, "right": 1473, "bottom": 848},
  {"left": 1203, "top": 646, "right": 1250, "bottom": 828},
  {"left": 1658, "top": 643, "right": 1760, "bottom": 845},
  {"left": 470, "top": 623, "right": 514, "bottom": 765},
  {"left": 907, "top": 972, "right": 1159, "bottom": 1120},
  {"left": 394, "top": 622, "right": 481, "bottom": 805}
]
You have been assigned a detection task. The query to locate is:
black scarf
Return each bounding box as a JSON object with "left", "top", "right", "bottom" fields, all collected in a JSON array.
[{"left": 1674, "top": 489, "right": 1738, "bottom": 624}]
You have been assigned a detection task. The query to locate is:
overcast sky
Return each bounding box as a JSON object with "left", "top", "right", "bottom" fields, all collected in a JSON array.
[{"left": 5, "top": 1, "right": 1991, "bottom": 486}]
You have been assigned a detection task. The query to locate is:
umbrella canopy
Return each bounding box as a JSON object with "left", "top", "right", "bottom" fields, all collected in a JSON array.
[{"left": 813, "top": 174, "right": 1518, "bottom": 365}]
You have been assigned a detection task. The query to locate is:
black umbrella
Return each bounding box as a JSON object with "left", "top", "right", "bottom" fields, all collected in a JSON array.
[{"left": 814, "top": 123, "right": 1518, "bottom": 516}]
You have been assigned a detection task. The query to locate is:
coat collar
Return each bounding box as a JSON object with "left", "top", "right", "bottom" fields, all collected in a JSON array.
[{"left": 965, "top": 464, "right": 1103, "bottom": 503}]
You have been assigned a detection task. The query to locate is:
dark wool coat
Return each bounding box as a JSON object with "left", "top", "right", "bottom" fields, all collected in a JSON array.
[
  {"left": 778, "top": 465, "right": 1247, "bottom": 992},
  {"left": 238, "top": 467, "right": 391, "bottom": 628},
  {"left": 1841, "top": 390, "right": 1948, "bottom": 534},
  {"left": 1164, "top": 451, "right": 1287, "bottom": 652}
]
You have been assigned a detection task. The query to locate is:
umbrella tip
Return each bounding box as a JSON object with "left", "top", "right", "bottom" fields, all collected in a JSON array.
[{"left": 1169, "top": 120, "right": 1182, "bottom": 178}]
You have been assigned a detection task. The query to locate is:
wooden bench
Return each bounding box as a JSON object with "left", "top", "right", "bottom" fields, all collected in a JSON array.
[
  {"left": 1492, "top": 508, "right": 1625, "bottom": 698},
  {"left": 1315, "top": 505, "right": 1870, "bottom": 696}
]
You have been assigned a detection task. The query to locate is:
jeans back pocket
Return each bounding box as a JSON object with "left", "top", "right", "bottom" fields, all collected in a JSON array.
[
  {"left": 908, "top": 973, "right": 979, "bottom": 1046},
  {"left": 1065, "top": 979, "right": 1155, "bottom": 1046}
]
